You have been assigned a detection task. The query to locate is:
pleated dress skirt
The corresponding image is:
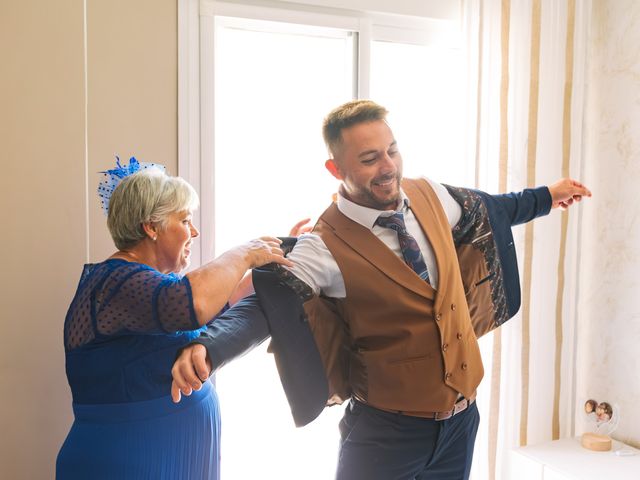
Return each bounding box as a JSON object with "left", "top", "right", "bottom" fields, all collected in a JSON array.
[{"left": 56, "top": 380, "right": 220, "bottom": 480}]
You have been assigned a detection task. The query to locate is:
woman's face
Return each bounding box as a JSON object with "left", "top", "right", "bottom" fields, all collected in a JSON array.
[{"left": 155, "top": 210, "right": 199, "bottom": 273}]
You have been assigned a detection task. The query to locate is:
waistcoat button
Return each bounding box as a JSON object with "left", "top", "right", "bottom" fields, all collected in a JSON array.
[
  {"left": 461, "top": 363, "right": 468, "bottom": 370},
  {"left": 436, "top": 313, "right": 442, "bottom": 321},
  {"left": 442, "top": 343, "right": 448, "bottom": 352},
  {"left": 457, "top": 333, "right": 463, "bottom": 340},
  {"left": 451, "top": 303, "right": 456, "bottom": 311},
  {"left": 445, "top": 372, "right": 452, "bottom": 380}
]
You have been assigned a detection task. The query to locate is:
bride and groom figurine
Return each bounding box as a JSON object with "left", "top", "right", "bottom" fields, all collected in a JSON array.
[{"left": 582, "top": 399, "right": 618, "bottom": 451}]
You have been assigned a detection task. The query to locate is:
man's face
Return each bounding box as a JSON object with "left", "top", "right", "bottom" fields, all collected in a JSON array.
[{"left": 326, "top": 120, "right": 403, "bottom": 210}]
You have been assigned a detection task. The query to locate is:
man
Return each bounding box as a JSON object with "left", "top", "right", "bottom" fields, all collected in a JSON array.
[{"left": 172, "top": 100, "right": 591, "bottom": 479}]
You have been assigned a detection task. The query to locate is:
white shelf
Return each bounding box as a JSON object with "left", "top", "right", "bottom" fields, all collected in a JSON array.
[{"left": 508, "top": 437, "right": 640, "bottom": 480}]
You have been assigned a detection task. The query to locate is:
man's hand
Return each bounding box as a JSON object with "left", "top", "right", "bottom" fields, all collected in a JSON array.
[
  {"left": 548, "top": 178, "right": 592, "bottom": 210},
  {"left": 289, "top": 218, "right": 313, "bottom": 236},
  {"left": 171, "top": 344, "right": 212, "bottom": 403}
]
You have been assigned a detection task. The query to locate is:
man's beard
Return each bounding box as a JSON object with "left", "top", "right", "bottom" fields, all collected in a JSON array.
[{"left": 362, "top": 173, "right": 401, "bottom": 210}]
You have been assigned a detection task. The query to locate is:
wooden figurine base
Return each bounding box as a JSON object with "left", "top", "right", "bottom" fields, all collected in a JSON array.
[{"left": 581, "top": 432, "right": 612, "bottom": 451}]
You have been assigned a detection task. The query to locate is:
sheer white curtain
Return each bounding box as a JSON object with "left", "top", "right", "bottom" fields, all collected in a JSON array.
[{"left": 462, "top": 1, "right": 591, "bottom": 479}]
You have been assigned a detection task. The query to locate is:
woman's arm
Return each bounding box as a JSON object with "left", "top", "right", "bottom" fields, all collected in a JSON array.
[
  {"left": 187, "top": 237, "right": 292, "bottom": 326},
  {"left": 223, "top": 219, "right": 313, "bottom": 308}
]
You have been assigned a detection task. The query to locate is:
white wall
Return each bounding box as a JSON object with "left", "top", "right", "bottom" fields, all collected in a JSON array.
[{"left": 577, "top": 0, "right": 640, "bottom": 448}]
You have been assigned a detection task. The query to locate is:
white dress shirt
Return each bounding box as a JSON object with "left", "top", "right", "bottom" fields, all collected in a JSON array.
[{"left": 287, "top": 178, "right": 462, "bottom": 298}]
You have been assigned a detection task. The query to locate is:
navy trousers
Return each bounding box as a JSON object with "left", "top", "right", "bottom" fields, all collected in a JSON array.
[{"left": 336, "top": 399, "right": 480, "bottom": 480}]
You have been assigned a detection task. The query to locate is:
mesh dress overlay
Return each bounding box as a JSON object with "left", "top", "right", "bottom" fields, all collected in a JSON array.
[{"left": 56, "top": 259, "right": 221, "bottom": 480}]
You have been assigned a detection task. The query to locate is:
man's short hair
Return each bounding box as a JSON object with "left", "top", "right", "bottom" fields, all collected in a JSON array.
[{"left": 322, "top": 100, "right": 389, "bottom": 158}]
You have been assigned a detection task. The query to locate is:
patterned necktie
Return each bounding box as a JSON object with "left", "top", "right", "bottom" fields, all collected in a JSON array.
[{"left": 375, "top": 212, "right": 430, "bottom": 284}]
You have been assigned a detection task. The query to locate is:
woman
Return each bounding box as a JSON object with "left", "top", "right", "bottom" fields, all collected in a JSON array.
[{"left": 56, "top": 160, "right": 294, "bottom": 479}]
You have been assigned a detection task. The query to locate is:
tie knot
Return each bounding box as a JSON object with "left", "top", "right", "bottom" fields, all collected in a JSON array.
[{"left": 375, "top": 212, "right": 406, "bottom": 232}]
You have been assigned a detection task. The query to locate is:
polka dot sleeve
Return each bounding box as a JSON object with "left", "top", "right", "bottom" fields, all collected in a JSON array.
[{"left": 95, "top": 264, "right": 199, "bottom": 336}]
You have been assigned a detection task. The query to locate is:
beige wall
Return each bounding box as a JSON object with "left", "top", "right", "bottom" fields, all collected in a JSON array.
[
  {"left": 87, "top": 0, "right": 178, "bottom": 261},
  {"left": 577, "top": 0, "right": 640, "bottom": 448},
  {"left": 0, "top": 0, "right": 177, "bottom": 478}
]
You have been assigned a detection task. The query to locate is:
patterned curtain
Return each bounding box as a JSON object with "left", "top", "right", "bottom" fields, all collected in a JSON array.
[{"left": 462, "top": 1, "right": 592, "bottom": 478}]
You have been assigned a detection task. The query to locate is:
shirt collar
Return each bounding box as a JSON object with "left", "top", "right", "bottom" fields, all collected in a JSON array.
[{"left": 336, "top": 189, "right": 411, "bottom": 230}]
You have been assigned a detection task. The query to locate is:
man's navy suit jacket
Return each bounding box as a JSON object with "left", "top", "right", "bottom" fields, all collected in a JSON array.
[{"left": 192, "top": 186, "right": 551, "bottom": 427}]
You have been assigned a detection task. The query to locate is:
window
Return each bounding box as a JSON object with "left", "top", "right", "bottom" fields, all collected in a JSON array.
[
  {"left": 213, "top": 17, "right": 355, "bottom": 253},
  {"left": 212, "top": 17, "right": 354, "bottom": 479},
  {"left": 370, "top": 40, "right": 467, "bottom": 184},
  {"left": 179, "top": 2, "right": 465, "bottom": 479}
]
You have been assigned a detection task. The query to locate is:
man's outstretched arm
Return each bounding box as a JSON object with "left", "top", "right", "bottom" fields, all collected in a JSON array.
[
  {"left": 172, "top": 344, "right": 211, "bottom": 402},
  {"left": 492, "top": 178, "right": 591, "bottom": 226},
  {"left": 171, "top": 294, "right": 271, "bottom": 403},
  {"left": 548, "top": 178, "right": 592, "bottom": 210}
]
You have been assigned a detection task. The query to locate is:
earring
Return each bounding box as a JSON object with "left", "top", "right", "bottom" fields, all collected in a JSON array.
[{"left": 152, "top": 236, "right": 157, "bottom": 241}]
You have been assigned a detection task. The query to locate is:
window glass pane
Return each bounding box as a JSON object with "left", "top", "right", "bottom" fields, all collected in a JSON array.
[
  {"left": 213, "top": 17, "right": 353, "bottom": 480},
  {"left": 370, "top": 40, "right": 469, "bottom": 186},
  {"left": 214, "top": 18, "right": 354, "bottom": 253}
]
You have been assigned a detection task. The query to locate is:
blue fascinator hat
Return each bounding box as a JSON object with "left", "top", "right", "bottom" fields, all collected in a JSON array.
[{"left": 97, "top": 156, "right": 166, "bottom": 215}]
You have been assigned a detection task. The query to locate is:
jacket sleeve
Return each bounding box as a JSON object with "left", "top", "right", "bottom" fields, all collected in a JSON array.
[
  {"left": 251, "top": 267, "right": 330, "bottom": 427},
  {"left": 479, "top": 185, "right": 551, "bottom": 322},
  {"left": 191, "top": 294, "right": 271, "bottom": 373},
  {"left": 489, "top": 186, "right": 552, "bottom": 226},
  {"left": 192, "top": 267, "right": 329, "bottom": 427}
]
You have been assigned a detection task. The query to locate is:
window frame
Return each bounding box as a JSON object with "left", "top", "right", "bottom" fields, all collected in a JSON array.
[{"left": 178, "top": 0, "right": 461, "bottom": 265}]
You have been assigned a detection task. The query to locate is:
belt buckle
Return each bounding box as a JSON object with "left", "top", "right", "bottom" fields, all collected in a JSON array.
[{"left": 434, "top": 411, "right": 452, "bottom": 421}]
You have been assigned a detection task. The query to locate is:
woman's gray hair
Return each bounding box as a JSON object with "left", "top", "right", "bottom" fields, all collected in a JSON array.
[{"left": 107, "top": 168, "right": 199, "bottom": 250}]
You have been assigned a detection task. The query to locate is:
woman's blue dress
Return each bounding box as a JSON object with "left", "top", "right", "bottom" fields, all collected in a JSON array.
[{"left": 56, "top": 259, "right": 221, "bottom": 479}]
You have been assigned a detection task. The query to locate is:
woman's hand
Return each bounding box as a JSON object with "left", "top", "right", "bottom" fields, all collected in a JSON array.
[
  {"left": 243, "top": 236, "right": 294, "bottom": 269},
  {"left": 188, "top": 237, "right": 291, "bottom": 326}
]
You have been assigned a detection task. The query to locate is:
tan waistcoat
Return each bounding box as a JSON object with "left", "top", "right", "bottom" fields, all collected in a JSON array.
[{"left": 306, "top": 178, "right": 484, "bottom": 414}]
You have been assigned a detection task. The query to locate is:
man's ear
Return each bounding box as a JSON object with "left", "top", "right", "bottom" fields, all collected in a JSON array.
[{"left": 325, "top": 159, "right": 343, "bottom": 180}]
